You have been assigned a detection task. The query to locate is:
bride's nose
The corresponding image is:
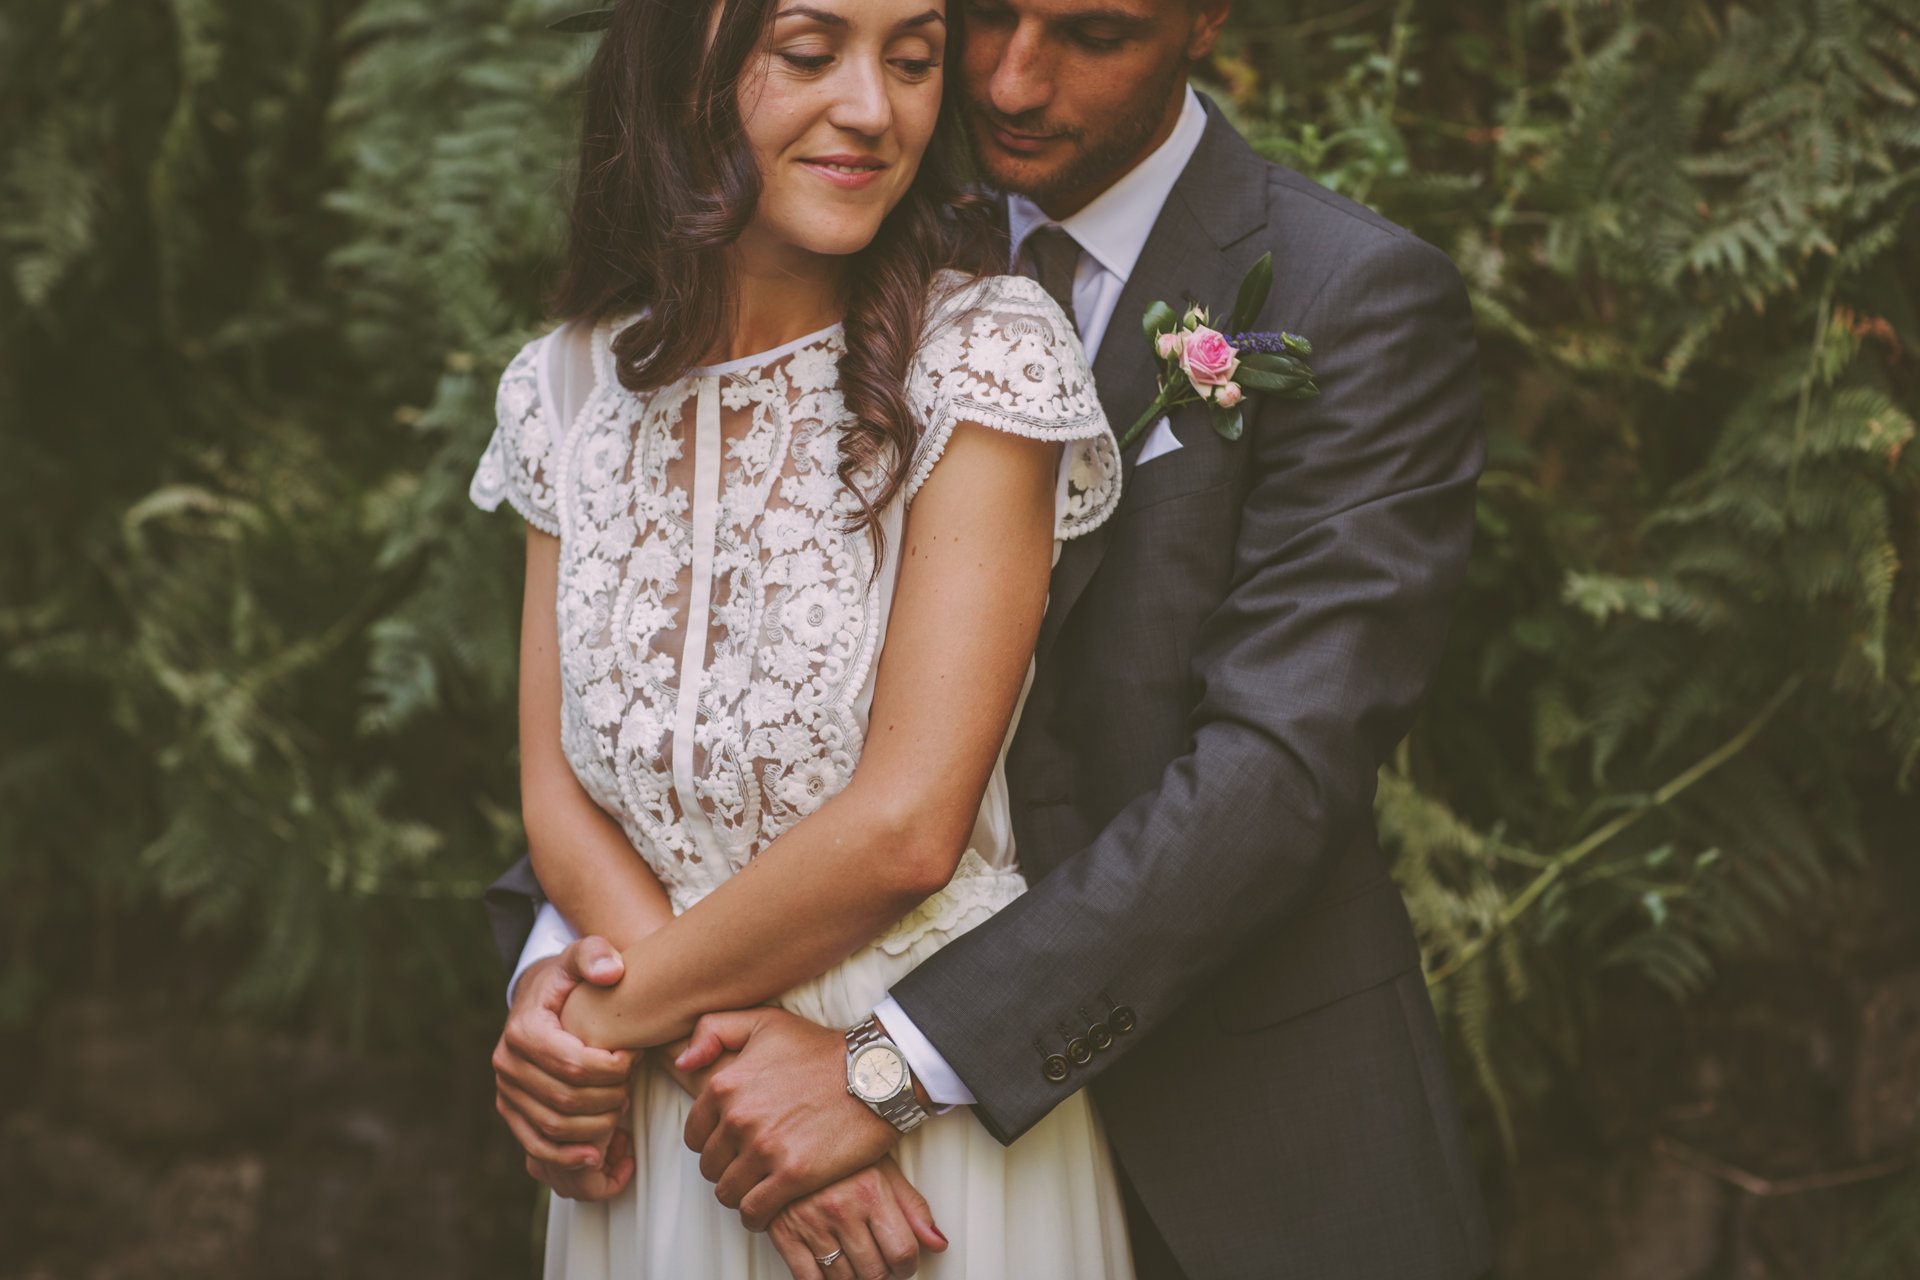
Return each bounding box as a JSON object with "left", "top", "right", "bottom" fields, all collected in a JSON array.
[{"left": 826, "top": 56, "right": 894, "bottom": 138}]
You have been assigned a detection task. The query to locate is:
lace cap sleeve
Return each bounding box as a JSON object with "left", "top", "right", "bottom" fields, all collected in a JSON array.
[
  {"left": 470, "top": 331, "right": 564, "bottom": 536},
  {"left": 905, "top": 273, "right": 1121, "bottom": 540}
]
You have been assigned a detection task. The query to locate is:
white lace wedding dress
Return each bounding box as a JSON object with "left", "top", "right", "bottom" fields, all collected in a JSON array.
[{"left": 471, "top": 272, "right": 1133, "bottom": 1280}]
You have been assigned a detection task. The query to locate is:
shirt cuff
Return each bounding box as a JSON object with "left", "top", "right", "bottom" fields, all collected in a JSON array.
[
  {"left": 507, "top": 901, "right": 580, "bottom": 1007},
  {"left": 874, "top": 995, "right": 976, "bottom": 1113}
]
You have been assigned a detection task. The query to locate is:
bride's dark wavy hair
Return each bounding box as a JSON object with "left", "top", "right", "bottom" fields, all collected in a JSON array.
[{"left": 550, "top": 0, "right": 1002, "bottom": 537}]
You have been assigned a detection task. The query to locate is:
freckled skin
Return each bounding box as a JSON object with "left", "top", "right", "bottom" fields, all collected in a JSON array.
[
  {"left": 742, "top": 3, "right": 949, "bottom": 259},
  {"left": 712, "top": 0, "right": 956, "bottom": 360}
]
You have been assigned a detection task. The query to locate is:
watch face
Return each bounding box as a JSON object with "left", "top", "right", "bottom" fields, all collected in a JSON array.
[{"left": 851, "top": 1045, "right": 906, "bottom": 1102}]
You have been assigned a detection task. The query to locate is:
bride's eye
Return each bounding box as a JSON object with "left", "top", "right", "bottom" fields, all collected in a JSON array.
[
  {"left": 889, "top": 39, "right": 941, "bottom": 80},
  {"left": 778, "top": 51, "right": 835, "bottom": 72}
]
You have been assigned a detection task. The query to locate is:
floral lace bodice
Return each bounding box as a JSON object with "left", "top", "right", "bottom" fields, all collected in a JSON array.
[{"left": 472, "top": 273, "right": 1118, "bottom": 912}]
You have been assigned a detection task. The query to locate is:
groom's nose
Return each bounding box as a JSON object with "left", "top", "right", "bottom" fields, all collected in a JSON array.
[{"left": 984, "top": 18, "right": 1057, "bottom": 119}]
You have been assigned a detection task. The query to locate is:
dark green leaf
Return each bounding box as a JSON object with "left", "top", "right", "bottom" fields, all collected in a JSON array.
[
  {"left": 1236, "top": 366, "right": 1308, "bottom": 393},
  {"left": 1228, "top": 253, "right": 1274, "bottom": 335},
  {"left": 1141, "top": 301, "right": 1178, "bottom": 340},
  {"left": 1282, "top": 332, "right": 1312, "bottom": 356},
  {"left": 1237, "top": 352, "right": 1310, "bottom": 377},
  {"left": 1209, "top": 400, "right": 1244, "bottom": 441}
]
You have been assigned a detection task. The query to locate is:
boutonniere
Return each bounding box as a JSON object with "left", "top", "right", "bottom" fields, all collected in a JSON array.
[{"left": 1121, "top": 253, "right": 1318, "bottom": 451}]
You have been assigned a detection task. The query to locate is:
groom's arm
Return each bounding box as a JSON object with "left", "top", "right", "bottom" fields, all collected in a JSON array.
[
  {"left": 894, "top": 225, "right": 1483, "bottom": 1141},
  {"left": 484, "top": 854, "right": 544, "bottom": 972}
]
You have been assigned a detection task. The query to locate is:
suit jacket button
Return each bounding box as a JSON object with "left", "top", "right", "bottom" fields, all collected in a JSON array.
[
  {"left": 1066, "top": 1036, "right": 1092, "bottom": 1066},
  {"left": 1088, "top": 1022, "right": 1113, "bottom": 1051},
  {"left": 1042, "top": 1053, "right": 1071, "bottom": 1083},
  {"left": 1110, "top": 1006, "right": 1137, "bottom": 1034}
]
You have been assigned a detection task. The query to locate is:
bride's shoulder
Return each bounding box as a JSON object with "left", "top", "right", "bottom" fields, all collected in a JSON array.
[
  {"left": 912, "top": 271, "right": 1085, "bottom": 390},
  {"left": 916, "top": 273, "right": 1078, "bottom": 374},
  {"left": 923, "top": 270, "right": 1055, "bottom": 327}
]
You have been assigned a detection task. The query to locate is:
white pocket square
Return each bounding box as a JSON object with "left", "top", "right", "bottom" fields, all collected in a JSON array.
[{"left": 1136, "top": 417, "right": 1183, "bottom": 465}]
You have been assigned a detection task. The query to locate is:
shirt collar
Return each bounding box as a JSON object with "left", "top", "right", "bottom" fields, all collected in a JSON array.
[{"left": 1007, "top": 85, "right": 1207, "bottom": 284}]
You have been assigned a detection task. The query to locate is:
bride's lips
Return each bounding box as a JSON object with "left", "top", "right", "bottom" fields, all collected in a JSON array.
[{"left": 799, "top": 154, "right": 888, "bottom": 189}]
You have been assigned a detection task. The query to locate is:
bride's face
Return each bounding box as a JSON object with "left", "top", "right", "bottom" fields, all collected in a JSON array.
[{"left": 734, "top": 0, "right": 948, "bottom": 261}]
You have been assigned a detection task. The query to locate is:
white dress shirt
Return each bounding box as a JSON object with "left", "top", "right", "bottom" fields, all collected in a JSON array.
[
  {"left": 510, "top": 85, "right": 1209, "bottom": 1111},
  {"left": 1004, "top": 85, "right": 1207, "bottom": 365}
]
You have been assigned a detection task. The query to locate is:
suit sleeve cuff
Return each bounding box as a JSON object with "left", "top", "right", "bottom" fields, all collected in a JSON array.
[
  {"left": 874, "top": 995, "right": 976, "bottom": 1112},
  {"left": 507, "top": 902, "right": 580, "bottom": 1007}
]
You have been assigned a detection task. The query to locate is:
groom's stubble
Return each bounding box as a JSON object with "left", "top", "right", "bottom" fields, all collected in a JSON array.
[
  {"left": 963, "top": 55, "right": 1185, "bottom": 209},
  {"left": 957, "top": 0, "right": 1230, "bottom": 217}
]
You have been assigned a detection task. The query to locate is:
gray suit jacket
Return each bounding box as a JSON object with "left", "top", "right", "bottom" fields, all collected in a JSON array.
[{"left": 489, "top": 99, "right": 1492, "bottom": 1280}]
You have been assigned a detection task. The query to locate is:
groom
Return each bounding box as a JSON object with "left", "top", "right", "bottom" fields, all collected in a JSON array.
[{"left": 490, "top": 0, "right": 1492, "bottom": 1276}]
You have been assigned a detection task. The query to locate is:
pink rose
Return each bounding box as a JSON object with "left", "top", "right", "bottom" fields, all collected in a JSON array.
[
  {"left": 1214, "top": 381, "right": 1244, "bottom": 408},
  {"left": 1179, "top": 326, "right": 1239, "bottom": 389},
  {"left": 1156, "top": 331, "right": 1186, "bottom": 359}
]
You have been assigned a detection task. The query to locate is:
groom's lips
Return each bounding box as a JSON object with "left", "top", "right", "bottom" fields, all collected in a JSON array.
[{"left": 983, "top": 120, "right": 1066, "bottom": 155}]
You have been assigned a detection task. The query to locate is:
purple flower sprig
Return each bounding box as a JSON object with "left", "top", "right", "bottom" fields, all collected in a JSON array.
[{"left": 1225, "top": 331, "right": 1313, "bottom": 357}]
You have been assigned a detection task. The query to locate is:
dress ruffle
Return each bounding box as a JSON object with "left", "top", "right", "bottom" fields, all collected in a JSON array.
[{"left": 777, "top": 851, "right": 1028, "bottom": 1029}]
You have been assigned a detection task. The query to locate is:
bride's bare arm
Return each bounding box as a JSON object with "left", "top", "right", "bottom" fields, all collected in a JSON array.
[
  {"left": 561, "top": 422, "right": 1058, "bottom": 1051},
  {"left": 521, "top": 528, "right": 677, "bottom": 951}
]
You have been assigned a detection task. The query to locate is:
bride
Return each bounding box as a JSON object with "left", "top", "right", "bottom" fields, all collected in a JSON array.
[{"left": 468, "top": 0, "right": 1130, "bottom": 1275}]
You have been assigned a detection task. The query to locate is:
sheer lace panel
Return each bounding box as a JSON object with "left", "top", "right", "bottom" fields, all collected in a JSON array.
[
  {"left": 552, "top": 325, "right": 885, "bottom": 908},
  {"left": 546, "top": 319, "right": 596, "bottom": 446}
]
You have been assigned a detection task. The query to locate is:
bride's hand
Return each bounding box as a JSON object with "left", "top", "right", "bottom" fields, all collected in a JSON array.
[
  {"left": 529, "top": 1037, "right": 733, "bottom": 1202},
  {"left": 531, "top": 1124, "right": 635, "bottom": 1203},
  {"left": 767, "top": 1156, "right": 946, "bottom": 1280}
]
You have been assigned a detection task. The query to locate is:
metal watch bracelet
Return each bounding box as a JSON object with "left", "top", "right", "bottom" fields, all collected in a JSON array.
[{"left": 846, "top": 1017, "right": 930, "bottom": 1134}]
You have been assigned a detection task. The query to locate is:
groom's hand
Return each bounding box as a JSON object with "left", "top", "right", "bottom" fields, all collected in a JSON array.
[
  {"left": 678, "top": 1007, "right": 900, "bottom": 1231},
  {"left": 494, "top": 937, "right": 636, "bottom": 1183}
]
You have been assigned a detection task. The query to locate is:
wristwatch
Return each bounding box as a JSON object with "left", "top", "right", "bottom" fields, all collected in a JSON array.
[{"left": 845, "top": 1017, "right": 930, "bottom": 1134}]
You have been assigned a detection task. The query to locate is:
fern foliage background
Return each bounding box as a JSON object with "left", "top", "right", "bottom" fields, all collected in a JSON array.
[
  {"left": 0, "top": 0, "right": 587, "bottom": 1045},
  {"left": 1222, "top": 0, "right": 1920, "bottom": 1124},
  {"left": 3, "top": 0, "right": 1918, "bottom": 1272},
  {"left": 1212, "top": 0, "right": 1920, "bottom": 1262}
]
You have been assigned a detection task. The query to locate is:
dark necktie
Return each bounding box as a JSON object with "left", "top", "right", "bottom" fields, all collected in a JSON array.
[{"left": 1024, "top": 226, "right": 1083, "bottom": 337}]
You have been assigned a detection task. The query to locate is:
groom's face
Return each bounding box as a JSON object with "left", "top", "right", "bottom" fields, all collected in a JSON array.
[{"left": 959, "top": 0, "right": 1230, "bottom": 216}]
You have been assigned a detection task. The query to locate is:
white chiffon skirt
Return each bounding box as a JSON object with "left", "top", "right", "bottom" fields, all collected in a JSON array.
[{"left": 543, "top": 855, "right": 1135, "bottom": 1280}]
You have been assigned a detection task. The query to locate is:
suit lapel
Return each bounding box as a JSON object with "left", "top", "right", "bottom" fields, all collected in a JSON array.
[{"left": 1033, "top": 97, "right": 1271, "bottom": 667}]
